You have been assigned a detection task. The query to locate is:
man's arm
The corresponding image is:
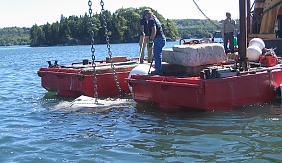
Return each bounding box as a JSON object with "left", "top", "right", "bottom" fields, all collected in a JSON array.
[
  {"left": 150, "top": 26, "right": 156, "bottom": 40},
  {"left": 222, "top": 20, "right": 225, "bottom": 39}
]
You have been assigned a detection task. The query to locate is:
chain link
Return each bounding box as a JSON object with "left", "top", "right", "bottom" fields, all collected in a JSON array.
[
  {"left": 88, "top": 0, "right": 98, "bottom": 103},
  {"left": 100, "top": 0, "right": 123, "bottom": 97}
]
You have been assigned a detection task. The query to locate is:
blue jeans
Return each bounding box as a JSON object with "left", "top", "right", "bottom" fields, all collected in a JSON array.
[
  {"left": 224, "top": 33, "right": 234, "bottom": 53},
  {"left": 153, "top": 36, "right": 166, "bottom": 72}
]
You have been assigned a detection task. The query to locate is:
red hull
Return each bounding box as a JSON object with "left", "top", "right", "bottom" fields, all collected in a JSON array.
[
  {"left": 38, "top": 59, "right": 138, "bottom": 97},
  {"left": 128, "top": 68, "right": 282, "bottom": 110}
]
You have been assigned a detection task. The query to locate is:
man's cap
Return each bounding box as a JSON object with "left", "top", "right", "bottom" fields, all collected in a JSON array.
[{"left": 143, "top": 9, "right": 152, "bottom": 16}]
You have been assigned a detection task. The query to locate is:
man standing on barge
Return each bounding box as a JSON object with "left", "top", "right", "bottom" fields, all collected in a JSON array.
[
  {"left": 148, "top": 12, "right": 166, "bottom": 74},
  {"left": 222, "top": 12, "right": 236, "bottom": 54}
]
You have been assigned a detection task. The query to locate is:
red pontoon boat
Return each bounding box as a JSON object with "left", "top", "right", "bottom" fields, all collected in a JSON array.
[
  {"left": 38, "top": 56, "right": 138, "bottom": 97},
  {"left": 128, "top": 65, "right": 282, "bottom": 110}
]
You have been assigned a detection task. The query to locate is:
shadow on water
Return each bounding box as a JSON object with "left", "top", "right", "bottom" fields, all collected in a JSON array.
[
  {"left": 134, "top": 102, "right": 206, "bottom": 118},
  {"left": 41, "top": 90, "right": 282, "bottom": 119},
  {"left": 233, "top": 99, "right": 282, "bottom": 117},
  {"left": 133, "top": 99, "right": 282, "bottom": 132}
]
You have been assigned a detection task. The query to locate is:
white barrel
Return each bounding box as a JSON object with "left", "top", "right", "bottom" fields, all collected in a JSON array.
[
  {"left": 247, "top": 45, "right": 262, "bottom": 61},
  {"left": 128, "top": 64, "right": 155, "bottom": 92},
  {"left": 249, "top": 38, "right": 265, "bottom": 50}
]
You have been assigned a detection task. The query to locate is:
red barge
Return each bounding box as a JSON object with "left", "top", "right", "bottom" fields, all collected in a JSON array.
[
  {"left": 128, "top": 65, "right": 282, "bottom": 110},
  {"left": 38, "top": 56, "right": 138, "bottom": 97},
  {"left": 127, "top": 0, "right": 282, "bottom": 110}
]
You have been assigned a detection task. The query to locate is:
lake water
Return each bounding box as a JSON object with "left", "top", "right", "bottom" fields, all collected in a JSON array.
[{"left": 0, "top": 42, "right": 281, "bottom": 162}]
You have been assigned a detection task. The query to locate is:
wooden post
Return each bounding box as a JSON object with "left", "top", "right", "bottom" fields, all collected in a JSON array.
[{"left": 239, "top": 0, "right": 248, "bottom": 70}]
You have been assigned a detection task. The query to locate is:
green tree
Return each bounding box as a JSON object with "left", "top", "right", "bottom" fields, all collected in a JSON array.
[
  {"left": 59, "top": 18, "right": 71, "bottom": 44},
  {"left": 42, "top": 23, "right": 51, "bottom": 45},
  {"left": 30, "top": 24, "right": 43, "bottom": 46}
]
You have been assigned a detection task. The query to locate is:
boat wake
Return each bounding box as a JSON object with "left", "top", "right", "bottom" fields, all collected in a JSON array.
[{"left": 50, "top": 95, "right": 134, "bottom": 113}]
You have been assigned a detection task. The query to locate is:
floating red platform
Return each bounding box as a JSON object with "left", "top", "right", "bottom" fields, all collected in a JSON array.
[
  {"left": 128, "top": 67, "right": 282, "bottom": 110},
  {"left": 38, "top": 57, "right": 138, "bottom": 97}
]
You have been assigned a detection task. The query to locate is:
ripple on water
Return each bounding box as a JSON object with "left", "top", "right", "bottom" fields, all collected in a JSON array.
[{"left": 0, "top": 45, "right": 281, "bottom": 162}]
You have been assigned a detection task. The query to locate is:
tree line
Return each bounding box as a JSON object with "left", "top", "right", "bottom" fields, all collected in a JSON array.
[
  {"left": 29, "top": 7, "right": 179, "bottom": 47},
  {"left": 0, "top": 27, "right": 30, "bottom": 46},
  {"left": 0, "top": 7, "right": 230, "bottom": 46}
]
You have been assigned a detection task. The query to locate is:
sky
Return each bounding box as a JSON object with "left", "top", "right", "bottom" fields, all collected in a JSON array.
[{"left": 0, "top": 0, "right": 255, "bottom": 28}]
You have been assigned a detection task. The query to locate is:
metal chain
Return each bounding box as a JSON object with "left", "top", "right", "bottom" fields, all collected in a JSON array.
[
  {"left": 100, "top": 0, "right": 123, "bottom": 97},
  {"left": 88, "top": 0, "right": 98, "bottom": 103}
]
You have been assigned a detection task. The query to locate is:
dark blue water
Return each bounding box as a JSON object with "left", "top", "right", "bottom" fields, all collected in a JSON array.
[{"left": 0, "top": 42, "right": 281, "bottom": 162}]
